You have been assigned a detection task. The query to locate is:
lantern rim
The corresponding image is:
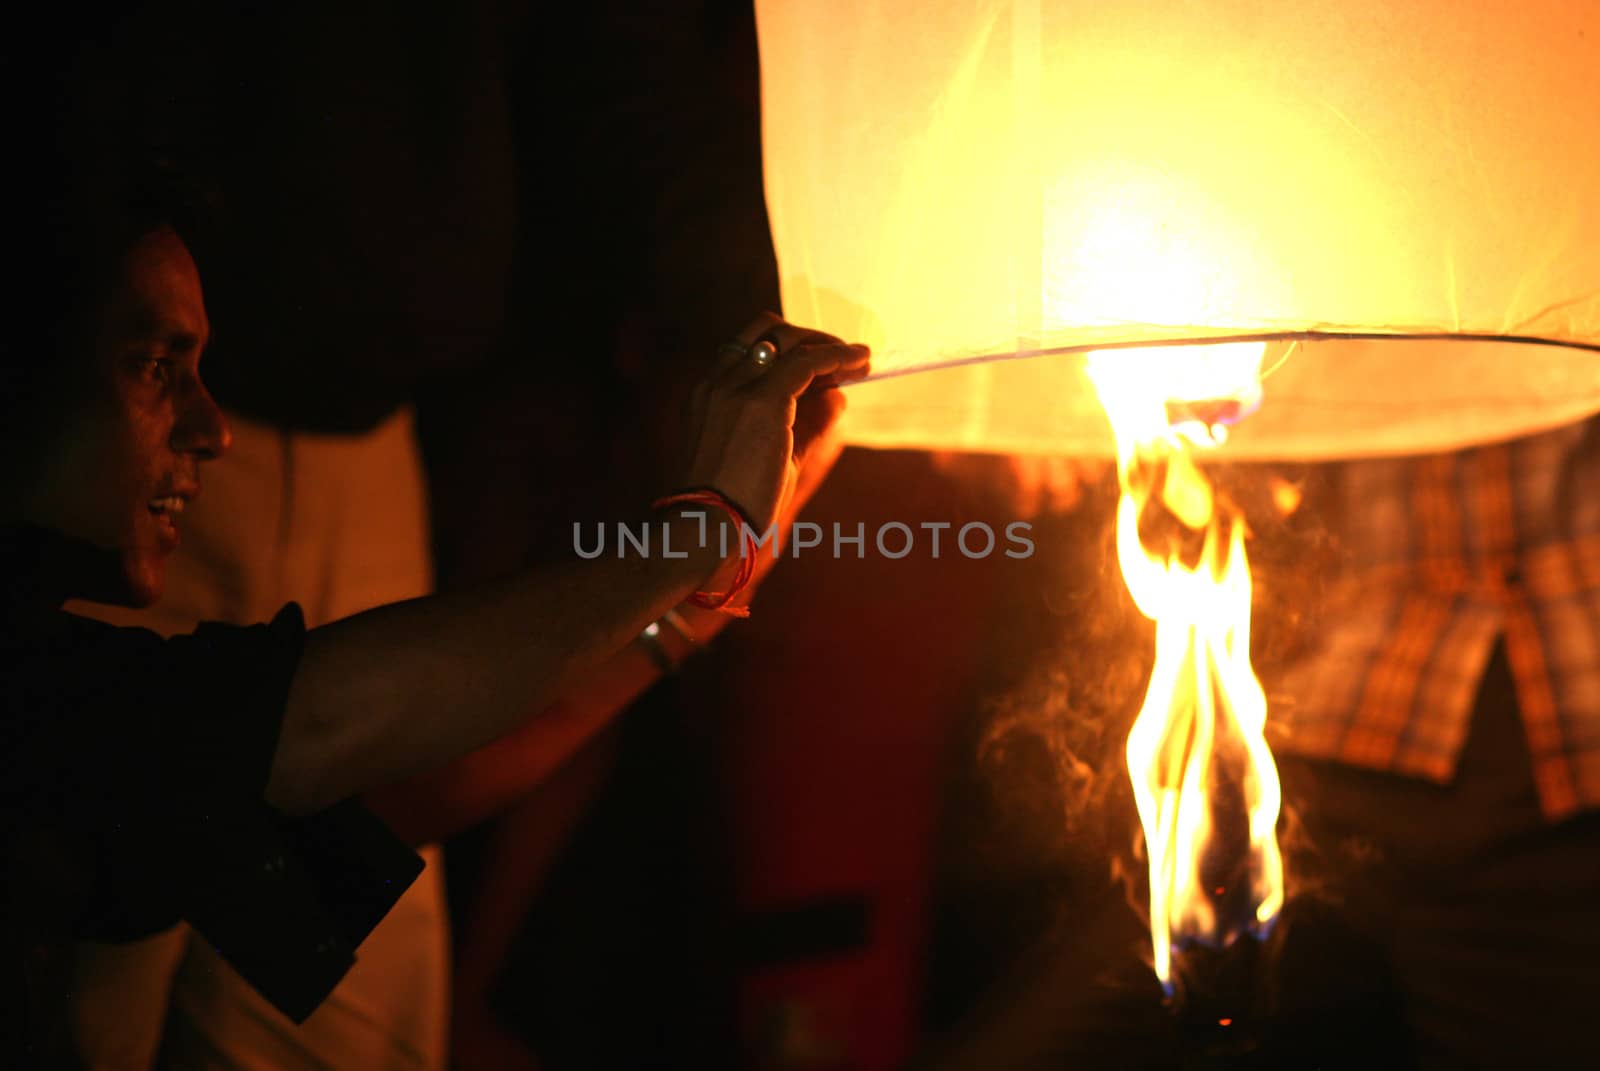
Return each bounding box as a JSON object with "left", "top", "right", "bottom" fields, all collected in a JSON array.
[{"left": 854, "top": 331, "right": 1600, "bottom": 387}]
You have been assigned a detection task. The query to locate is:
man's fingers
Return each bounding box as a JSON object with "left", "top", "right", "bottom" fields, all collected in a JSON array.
[
  {"left": 708, "top": 311, "right": 785, "bottom": 383},
  {"left": 716, "top": 315, "right": 858, "bottom": 390},
  {"left": 712, "top": 343, "right": 751, "bottom": 378},
  {"left": 731, "top": 311, "right": 784, "bottom": 348},
  {"left": 793, "top": 386, "right": 848, "bottom": 462},
  {"left": 753, "top": 316, "right": 847, "bottom": 355},
  {"left": 762, "top": 343, "right": 871, "bottom": 399},
  {"left": 811, "top": 362, "right": 872, "bottom": 391}
]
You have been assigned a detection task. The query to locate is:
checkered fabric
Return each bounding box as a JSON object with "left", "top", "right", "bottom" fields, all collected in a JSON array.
[{"left": 1264, "top": 417, "right": 1600, "bottom": 819}]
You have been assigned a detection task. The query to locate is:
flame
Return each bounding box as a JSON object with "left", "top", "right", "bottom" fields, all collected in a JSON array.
[{"left": 1084, "top": 342, "right": 1284, "bottom": 993}]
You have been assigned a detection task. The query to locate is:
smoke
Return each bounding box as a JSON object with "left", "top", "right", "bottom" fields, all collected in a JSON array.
[{"left": 971, "top": 457, "right": 1349, "bottom": 927}]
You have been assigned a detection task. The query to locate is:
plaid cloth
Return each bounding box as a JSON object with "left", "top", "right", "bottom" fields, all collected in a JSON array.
[{"left": 1264, "top": 416, "right": 1600, "bottom": 820}]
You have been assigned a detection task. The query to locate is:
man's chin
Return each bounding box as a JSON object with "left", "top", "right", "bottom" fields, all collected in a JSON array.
[{"left": 25, "top": 526, "right": 166, "bottom": 608}]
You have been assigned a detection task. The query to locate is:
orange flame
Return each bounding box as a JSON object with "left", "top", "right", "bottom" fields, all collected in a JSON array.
[{"left": 1085, "top": 343, "right": 1284, "bottom": 992}]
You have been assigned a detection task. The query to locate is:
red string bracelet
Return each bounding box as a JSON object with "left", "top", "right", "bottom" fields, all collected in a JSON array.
[{"left": 652, "top": 487, "right": 759, "bottom": 616}]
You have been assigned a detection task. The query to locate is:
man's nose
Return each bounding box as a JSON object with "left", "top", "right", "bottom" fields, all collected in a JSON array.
[{"left": 172, "top": 377, "right": 232, "bottom": 460}]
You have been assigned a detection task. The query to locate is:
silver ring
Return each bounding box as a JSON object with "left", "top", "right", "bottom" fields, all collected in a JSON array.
[
  {"left": 717, "top": 341, "right": 749, "bottom": 359},
  {"left": 749, "top": 340, "right": 778, "bottom": 368}
]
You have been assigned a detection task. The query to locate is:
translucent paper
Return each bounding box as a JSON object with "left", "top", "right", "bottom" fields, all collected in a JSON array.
[{"left": 754, "top": 1, "right": 1600, "bottom": 458}]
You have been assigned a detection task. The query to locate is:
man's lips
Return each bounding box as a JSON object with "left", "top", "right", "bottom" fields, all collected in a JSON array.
[{"left": 148, "top": 487, "right": 199, "bottom": 548}]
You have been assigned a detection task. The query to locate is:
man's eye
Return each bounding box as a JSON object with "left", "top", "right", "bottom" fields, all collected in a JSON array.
[{"left": 139, "top": 358, "right": 175, "bottom": 385}]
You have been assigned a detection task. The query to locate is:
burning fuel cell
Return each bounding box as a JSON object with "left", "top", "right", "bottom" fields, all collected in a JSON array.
[{"left": 1086, "top": 344, "right": 1284, "bottom": 992}]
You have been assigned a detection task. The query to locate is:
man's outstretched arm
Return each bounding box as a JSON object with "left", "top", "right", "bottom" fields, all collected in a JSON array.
[{"left": 264, "top": 318, "right": 867, "bottom": 815}]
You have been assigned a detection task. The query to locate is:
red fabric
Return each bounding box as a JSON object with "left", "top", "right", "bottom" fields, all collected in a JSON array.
[{"left": 704, "top": 455, "right": 1007, "bottom": 1069}]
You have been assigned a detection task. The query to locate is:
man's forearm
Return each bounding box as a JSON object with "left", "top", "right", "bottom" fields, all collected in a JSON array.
[
  {"left": 266, "top": 510, "right": 726, "bottom": 815},
  {"left": 362, "top": 623, "right": 686, "bottom": 843}
]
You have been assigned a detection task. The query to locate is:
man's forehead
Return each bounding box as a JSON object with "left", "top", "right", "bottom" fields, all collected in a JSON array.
[{"left": 110, "top": 228, "right": 210, "bottom": 345}]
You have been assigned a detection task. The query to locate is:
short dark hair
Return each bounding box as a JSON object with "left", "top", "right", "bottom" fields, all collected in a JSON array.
[{"left": 1, "top": 148, "right": 216, "bottom": 443}]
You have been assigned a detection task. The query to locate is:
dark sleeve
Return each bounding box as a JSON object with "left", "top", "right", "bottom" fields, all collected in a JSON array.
[{"left": 5, "top": 604, "right": 423, "bottom": 1023}]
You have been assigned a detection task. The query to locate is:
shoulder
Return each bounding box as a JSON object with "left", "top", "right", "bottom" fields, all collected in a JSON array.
[
  {"left": 3, "top": 602, "right": 306, "bottom": 716},
  {"left": 1, "top": 603, "right": 314, "bottom": 934},
  {"left": 1, "top": 602, "right": 309, "bottom": 817}
]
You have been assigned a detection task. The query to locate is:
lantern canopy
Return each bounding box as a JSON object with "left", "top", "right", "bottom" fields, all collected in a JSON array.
[{"left": 754, "top": 0, "right": 1600, "bottom": 459}]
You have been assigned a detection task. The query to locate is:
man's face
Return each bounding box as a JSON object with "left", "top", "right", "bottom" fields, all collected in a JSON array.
[{"left": 24, "top": 226, "right": 230, "bottom": 606}]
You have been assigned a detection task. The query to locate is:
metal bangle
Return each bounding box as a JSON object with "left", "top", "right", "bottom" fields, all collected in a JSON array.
[
  {"left": 658, "top": 607, "right": 698, "bottom": 648},
  {"left": 636, "top": 620, "right": 678, "bottom": 675}
]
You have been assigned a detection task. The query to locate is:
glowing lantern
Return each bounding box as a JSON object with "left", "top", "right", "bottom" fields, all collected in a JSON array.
[{"left": 754, "top": 0, "right": 1600, "bottom": 460}]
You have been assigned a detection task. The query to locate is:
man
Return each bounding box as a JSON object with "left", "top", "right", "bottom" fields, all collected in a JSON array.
[
  {"left": 1, "top": 182, "right": 868, "bottom": 1062},
  {"left": 59, "top": 3, "right": 514, "bottom": 1061}
]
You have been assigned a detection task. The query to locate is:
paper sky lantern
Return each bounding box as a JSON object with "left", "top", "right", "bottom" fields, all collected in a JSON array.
[{"left": 754, "top": 0, "right": 1600, "bottom": 459}]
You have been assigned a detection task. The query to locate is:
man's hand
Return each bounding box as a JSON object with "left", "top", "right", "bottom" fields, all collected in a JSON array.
[{"left": 680, "top": 312, "right": 870, "bottom": 532}]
